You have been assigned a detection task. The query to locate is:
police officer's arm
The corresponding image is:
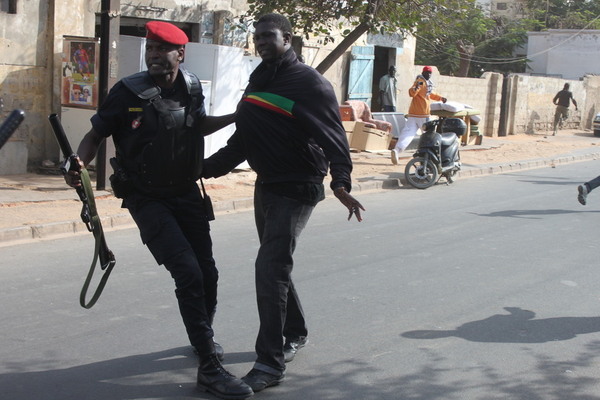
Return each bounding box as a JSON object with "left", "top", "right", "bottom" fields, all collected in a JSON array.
[
  {"left": 64, "top": 128, "right": 105, "bottom": 188},
  {"left": 199, "top": 113, "right": 236, "bottom": 136}
]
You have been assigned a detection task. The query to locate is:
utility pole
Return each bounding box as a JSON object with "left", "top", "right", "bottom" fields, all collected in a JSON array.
[{"left": 96, "top": 0, "right": 120, "bottom": 190}]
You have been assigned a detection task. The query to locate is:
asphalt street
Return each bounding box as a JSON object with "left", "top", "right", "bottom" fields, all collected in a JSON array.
[{"left": 2, "top": 159, "right": 600, "bottom": 400}]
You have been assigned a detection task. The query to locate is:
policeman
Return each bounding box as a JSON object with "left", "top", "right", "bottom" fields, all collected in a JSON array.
[{"left": 64, "top": 21, "right": 253, "bottom": 400}]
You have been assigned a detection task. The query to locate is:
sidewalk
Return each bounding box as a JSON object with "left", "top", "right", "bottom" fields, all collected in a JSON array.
[{"left": 2, "top": 131, "right": 600, "bottom": 246}]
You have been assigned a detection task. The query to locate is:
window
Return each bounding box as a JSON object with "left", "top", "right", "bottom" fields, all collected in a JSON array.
[
  {"left": 496, "top": 2, "right": 508, "bottom": 10},
  {"left": 1, "top": 0, "right": 18, "bottom": 14}
]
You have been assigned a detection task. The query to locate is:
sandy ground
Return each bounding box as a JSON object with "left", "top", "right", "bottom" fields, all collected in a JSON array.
[{"left": 1, "top": 129, "right": 599, "bottom": 230}]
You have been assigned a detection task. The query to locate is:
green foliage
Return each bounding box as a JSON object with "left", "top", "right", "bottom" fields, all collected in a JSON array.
[
  {"left": 470, "top": 18, "right": 536, "bottom": 75},
  {"left": 244, "top": 0, "right": 474, "bottom": 43},
  {"left": 525, "top": 0, "right": 600, "bottom": 29}
]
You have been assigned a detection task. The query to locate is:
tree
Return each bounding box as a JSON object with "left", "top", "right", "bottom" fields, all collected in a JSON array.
[
  {"left": 525, "top": 0, "right": 600, "bottom": 29},
  {"left": 243, "top": 0, "right": 474, "bottom": 74},
  {"left": 415, "top": 5, "right": 494, "bottom": 77},
  {"left": 415, "top": 6, "right": 539, "bottom": 77},
  {"left": 471, "top": 18, "right": 536, "bottom": 75}
]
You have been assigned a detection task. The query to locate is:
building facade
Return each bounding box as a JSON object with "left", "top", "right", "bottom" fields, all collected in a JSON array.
[{"left": 0, "top": 0, "right": 416, "bottom": 175}]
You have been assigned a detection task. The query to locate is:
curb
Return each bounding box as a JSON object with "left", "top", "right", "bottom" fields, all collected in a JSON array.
[{"left": 2, "top": 151, "right": 600, "bottom": 246}]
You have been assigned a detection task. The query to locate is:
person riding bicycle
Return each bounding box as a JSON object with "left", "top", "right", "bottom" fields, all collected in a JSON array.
[{"left": 552, "top": 83, "right": 577, "bottom": 136}]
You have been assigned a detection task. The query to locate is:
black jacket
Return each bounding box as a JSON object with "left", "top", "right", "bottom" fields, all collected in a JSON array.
[{"left": 203, "top": 48, "right": 352, "bottom": 192}]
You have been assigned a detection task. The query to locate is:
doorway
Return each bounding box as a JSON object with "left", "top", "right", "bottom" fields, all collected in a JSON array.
[{"left": 372, "top": 46, "right": 397, "bottom": 112}]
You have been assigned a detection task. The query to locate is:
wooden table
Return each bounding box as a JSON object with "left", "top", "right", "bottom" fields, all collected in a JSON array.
[{"left": 431, "top": 109, "right": 482, "bottom": 145}]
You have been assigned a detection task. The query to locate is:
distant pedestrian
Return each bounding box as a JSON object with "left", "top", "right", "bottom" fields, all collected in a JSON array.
[
  {"left": 391, "top": 66, "right": 446, "bottom": 165},
  {"left": 552, "top": 83, "right": 577, "bottom": 136},
  {"left": 379, "top": 65, "right": 397, "bottom": 112}
]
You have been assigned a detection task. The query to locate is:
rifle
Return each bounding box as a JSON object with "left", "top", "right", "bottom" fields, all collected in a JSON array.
[
  {"left": 0, "top": 109, "right": 25, "bottom": 150},
  {"left": 48, "top": 113, "right": 116, "bottom": 309}
]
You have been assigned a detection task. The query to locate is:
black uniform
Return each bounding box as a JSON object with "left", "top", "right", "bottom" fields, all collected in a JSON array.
[{"left": 91, "top": 68, "right": 218, "bottom": 353}]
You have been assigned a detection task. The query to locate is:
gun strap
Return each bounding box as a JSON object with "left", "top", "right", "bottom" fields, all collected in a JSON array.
[{"left": 79, "top": 168, "right": 115, "bottom": 309}]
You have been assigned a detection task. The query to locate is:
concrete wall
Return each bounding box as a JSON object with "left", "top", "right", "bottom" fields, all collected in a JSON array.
[
  {"left": 436, "top": 72, "right": 503, "bottom": 137},
  {"left": 502, "top": 74, "right": 600, "bottom": 135},
  {"left": 0, "top": 0, "right": 51, "bottom": 174}
]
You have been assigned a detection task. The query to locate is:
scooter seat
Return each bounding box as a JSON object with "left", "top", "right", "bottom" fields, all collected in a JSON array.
[{"left": 440, "top": 132, "right": 457, "bottom": 147}]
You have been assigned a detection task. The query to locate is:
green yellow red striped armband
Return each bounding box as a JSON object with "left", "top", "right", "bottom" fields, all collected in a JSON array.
[{"left": 244, "top": 92, "right": 296, "bottom": 118}]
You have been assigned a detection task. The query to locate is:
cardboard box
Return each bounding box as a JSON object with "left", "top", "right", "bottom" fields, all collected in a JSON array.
[
  {"left": 350, "top": 123, "right": 391, "bottom": 151},
  {"left": 342, "top": 121, "right": 356, "bottom": 145}
]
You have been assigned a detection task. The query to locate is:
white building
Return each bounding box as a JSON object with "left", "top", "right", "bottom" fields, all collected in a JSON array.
[
  {"left": 476, "top": 0, "right": 527, "bottom": 18},
  {"left": 527, "top": 29, "right": 600, "bottom": 79}
]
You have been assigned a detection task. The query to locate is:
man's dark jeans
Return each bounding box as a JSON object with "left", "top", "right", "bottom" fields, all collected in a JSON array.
[
  {"left": 252, "top": 183, "right": 315, "bottom": 374},
  {"left": 586, "top": 175, "right": 600, "bottom": 192}
]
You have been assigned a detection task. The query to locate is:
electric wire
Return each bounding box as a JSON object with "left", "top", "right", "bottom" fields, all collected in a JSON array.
[{"left": 414, "top": 11, "right": 600, "bottom": 65}]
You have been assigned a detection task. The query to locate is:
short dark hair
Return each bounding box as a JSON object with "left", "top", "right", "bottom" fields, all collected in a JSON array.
[{"left": 255, "top": 13, "right": 292, "bottom": 34}]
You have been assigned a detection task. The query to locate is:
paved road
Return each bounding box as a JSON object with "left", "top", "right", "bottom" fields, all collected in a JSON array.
[{"left": 2, "top": 160, "right": 600, "bottom": 400}]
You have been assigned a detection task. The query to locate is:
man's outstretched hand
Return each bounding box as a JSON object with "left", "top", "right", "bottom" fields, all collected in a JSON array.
[{"left": 334, "top": 187, "right": 365, "bottom": 222}]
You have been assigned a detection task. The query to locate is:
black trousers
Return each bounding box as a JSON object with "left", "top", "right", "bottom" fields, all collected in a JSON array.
[
  {"left": 251, "top": 183, "right": 317, "bottom": 373},
  {"left": 124, "top": 186, "right": 218, "bottom": 351}
]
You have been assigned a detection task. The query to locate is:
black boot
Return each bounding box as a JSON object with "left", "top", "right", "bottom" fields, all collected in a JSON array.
[
  {"left": 197, "top": 353, "right": 254, "bottom": 400},
  {"left": 209, "top": 311, "right": 225, "bottom": 361},
  {"left": 194, "top": 342, "right": 224, "bottom": 362}
]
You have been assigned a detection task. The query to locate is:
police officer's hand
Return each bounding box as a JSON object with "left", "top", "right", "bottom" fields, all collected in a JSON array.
[
  {"left": 334, "top": 187, "right": 365, "bottom": 222},
  {"left": 63, "top": 155, "right": 84, "bottom": 188}
]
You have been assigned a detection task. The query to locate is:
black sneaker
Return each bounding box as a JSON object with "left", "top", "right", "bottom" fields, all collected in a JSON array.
[
  {"left": 241, "top": 368, "right": 284, "bottom": 393},
  {"left": 578, "top": 184, "right": 589, "bottom": 206},
  {"left": 283, "top": 336, "right": 308, "bottom": 363}
]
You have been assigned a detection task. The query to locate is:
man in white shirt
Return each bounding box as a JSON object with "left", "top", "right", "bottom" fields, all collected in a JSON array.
[{"left": 379, "top": 65, "right": 397, "bottom": 112}]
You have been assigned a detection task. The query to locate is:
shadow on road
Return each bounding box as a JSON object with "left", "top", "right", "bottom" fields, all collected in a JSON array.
[
  {"left": 1, "top": 346, "right": 255, "bottom": 400},
  {"left": 402, "top": 307, "right": 600, "bottom": 343}
]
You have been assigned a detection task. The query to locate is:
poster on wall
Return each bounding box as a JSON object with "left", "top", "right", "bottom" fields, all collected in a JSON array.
[{"left": 61, "top": 37, "right": 100, "bottom": 109}]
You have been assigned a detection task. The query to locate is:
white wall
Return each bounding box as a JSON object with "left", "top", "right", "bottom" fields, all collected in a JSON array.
[{"left": 528, "top": 30, "right": 600, "bottom": 80}]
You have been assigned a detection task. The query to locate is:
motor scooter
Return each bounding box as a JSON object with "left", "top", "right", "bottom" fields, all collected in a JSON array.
[{"left": 404, "top": 117, "right": 467, "bottom": 189}]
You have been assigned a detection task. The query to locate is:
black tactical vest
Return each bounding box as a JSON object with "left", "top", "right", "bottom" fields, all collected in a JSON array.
[{"left": 120, "top": 69, "right": 205, "bottom": 197}]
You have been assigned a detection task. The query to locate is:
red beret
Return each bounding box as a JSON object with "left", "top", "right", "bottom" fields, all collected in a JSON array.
[
  {"left": 422, "top": 66, "right": 433, "bottom": 73},
  {"left": 146, "top": 21, "right": 189, "bottom": 45}
]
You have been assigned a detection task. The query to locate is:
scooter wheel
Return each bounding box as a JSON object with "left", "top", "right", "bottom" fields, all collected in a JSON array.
[{"left": 404, "top": 157, "right": 438, "bottom": 189}]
